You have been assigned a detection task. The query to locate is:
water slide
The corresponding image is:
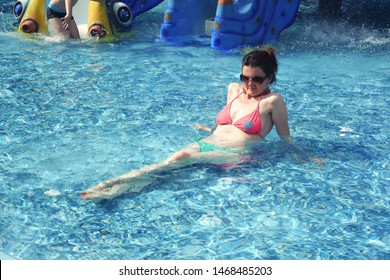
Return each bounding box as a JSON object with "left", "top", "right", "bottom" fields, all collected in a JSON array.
[
  {"left": 212, "top": 0, "right": 301, "bottom": 49},
  {"left": 160, "top": 0, "right": 301, "bottom": 50},
  {"left": 12, "top": 0, "right": 300, "bottom": 49}
]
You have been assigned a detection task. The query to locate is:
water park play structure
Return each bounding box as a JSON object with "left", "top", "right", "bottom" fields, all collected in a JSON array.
[{"left": 12, "top": 0, "right": 301, "bottom": 49}]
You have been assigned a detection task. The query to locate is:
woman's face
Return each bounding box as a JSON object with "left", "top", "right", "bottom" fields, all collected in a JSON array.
[{"left": 241, "top": 66, "right": 271, "bottom": 97}]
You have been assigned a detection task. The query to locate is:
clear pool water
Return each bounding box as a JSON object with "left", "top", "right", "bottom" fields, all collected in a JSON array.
[{"left": 0, "top": 1, "right": 389, "bottom": 260}]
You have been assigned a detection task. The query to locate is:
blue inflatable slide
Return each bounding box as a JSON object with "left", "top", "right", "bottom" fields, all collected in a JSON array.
[
  {"left": 159, "top": 0, "right": 301, "bottom": 49},
  {"left": 13, "top": 0, "right": 300, "bottom": 49}
]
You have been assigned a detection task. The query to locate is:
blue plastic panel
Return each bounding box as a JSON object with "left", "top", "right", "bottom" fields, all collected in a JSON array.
[{"left": 159, "top": 0, "right": 300, "bottom": 50}]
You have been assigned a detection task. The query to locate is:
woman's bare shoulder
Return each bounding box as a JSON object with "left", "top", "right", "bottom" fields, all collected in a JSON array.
[
  {"left": 267, "top": 91, "right": 285, "bottom": 103},
  {"left": 227, "top": 83, "right": 243, "bottom": 100},
  {"left": 228, "top": 82, "right": 243, "bottom": 92}
]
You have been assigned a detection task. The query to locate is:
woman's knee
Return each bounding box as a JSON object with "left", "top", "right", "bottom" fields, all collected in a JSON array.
[
  {"left": 167, "top": 150, "right": 195, "bottom": 163},
  {"left": 166, "top": 143, "right": 200, "bottom": 163}
]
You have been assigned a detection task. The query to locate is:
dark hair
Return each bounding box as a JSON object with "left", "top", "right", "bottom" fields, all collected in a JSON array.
[{"left": 242, "top": 48, "right": 278, "bottom": 84}]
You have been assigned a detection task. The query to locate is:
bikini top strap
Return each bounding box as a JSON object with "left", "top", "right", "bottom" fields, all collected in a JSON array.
[
  {"left": 257, "top": 88, "right": 271, "bottom": 107},
  {"left": 236, "top": 91, "right": 245, "bottom": 99},
  {"left": 228, "top": 91, "right": 244, "bottom": 104}
]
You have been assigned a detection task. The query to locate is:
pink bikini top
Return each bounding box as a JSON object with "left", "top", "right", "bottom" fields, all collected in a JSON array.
[{"left": 216, "top": 89, "right": 270, "bottom": 137}]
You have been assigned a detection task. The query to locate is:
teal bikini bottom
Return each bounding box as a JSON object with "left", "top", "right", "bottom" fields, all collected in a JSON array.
[{"left": 196, "top": 139, "right": 250, "bottom": 155}]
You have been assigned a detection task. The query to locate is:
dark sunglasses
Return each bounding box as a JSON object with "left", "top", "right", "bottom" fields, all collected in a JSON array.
[{"left": 240, "top": 74, "right": 268, "bottom": 84}]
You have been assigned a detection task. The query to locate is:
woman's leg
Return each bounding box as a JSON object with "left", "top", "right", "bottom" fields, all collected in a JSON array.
[
  {"left": 81, "top": 145, "right": 198, "bottom": 200},
  {"left": 67, "top": 19, "right": 80, "bottom": 39},
  {"left": 48, "top": 18, "right": 71, "bottom": 40},
  {"left": 80, "top": 144, "right": 241, "bottom": 200}
]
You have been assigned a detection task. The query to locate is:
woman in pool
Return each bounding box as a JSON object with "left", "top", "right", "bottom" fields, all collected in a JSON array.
[
  {"left": 81, "top": 48, "right": 302, "bottom": 200},
  {"left": 47, "top": 0, "right": 80, "bottom": 40}
]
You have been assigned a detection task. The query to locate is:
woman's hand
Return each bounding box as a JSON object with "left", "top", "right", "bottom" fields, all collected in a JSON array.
[
  {"left": 61, "top": 15, "right": 71, "bottom": 30},
  {"left": 281, "top": 135, "right": 326, "bottom": 164},
  {"left": 190, "top": 124, "right": 212, "bottom": 132}
]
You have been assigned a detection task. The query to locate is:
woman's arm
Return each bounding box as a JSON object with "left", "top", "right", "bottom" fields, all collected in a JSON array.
[
  {"left": 271, "top": 94, "right": 290, "bottom": 138},
  {"left": 271, "top": 95, "right": 325, "bottom": 163},
  {"left": 62, "top": 0, "right": 74, "bottom": 29},
  {"left": 191, "top": 123, "right": 217, "bottom": 132}
]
